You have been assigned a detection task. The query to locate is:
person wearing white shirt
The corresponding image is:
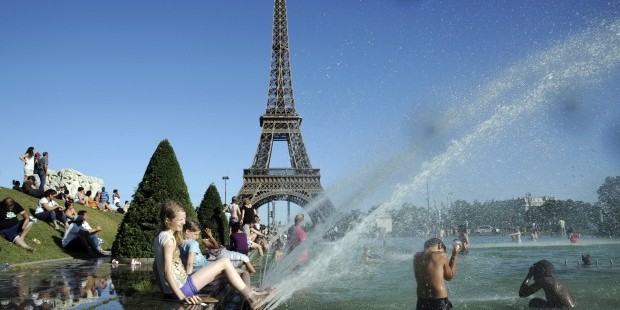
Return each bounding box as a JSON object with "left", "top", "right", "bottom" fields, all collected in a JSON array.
[{"left": 61, "top": 210, "right": 110, "bottom": 256}]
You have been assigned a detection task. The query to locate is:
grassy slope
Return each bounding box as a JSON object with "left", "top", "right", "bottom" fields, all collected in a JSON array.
[{"left": 0, "top": 187, "right": 123, "bottom": 265}]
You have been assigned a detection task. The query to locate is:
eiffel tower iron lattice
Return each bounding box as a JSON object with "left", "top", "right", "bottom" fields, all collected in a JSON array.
[{"left": 237, "top": 0, "right": 334, "bottom": 223}]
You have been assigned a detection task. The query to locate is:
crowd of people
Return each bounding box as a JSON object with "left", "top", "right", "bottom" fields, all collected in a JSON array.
[
  {"left": 0, "top": 146, "right": 129, "bottom": 256},
  {"left": 12, "top": 146, "right": 581, "bottom": 309},
  {"left": 153, "top": 200, "right": 272, "bottom": 307},
  {"left": 15, "top": 146, "right": 129, "bottom": 214},
  {"left": 149, "top": 195, "right": 315, "bottom": 307}
]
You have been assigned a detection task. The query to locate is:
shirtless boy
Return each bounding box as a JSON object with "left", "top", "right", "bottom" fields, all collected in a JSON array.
[
  {"left": 414, "top": 238, "right": 460, "bottom": 310},
  {"left": 519, "top": 259, "right": 575, "bottom": 308}
]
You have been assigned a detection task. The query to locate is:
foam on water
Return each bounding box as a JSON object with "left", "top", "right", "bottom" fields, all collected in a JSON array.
[{"left": 259, "top": 19, "right": 620, "bottom": 309}]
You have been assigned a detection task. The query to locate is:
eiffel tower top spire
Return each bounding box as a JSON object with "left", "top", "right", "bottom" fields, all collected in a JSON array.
[{"left": 265, "top": 0, "right": 297, "bottom": 118}]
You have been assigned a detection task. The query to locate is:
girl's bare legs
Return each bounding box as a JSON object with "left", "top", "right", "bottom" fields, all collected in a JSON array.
[
  {"left": 191, "top": 258, "right": 245, "bottom": 289},
  {"left": 190, "top": 258, "right": 269, "bottom": 308},
  {"left": 236, "top": 268, "right": 251, "bottom": 285}
]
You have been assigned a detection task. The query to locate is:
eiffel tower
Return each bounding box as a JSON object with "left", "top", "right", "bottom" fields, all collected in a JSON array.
[{"left": 237, "top": 0, "right": 333, "bottom": 223}]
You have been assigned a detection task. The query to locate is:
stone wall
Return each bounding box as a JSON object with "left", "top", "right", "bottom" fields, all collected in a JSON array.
[{"left": 47, "top": 168, "right": 104, "bottom": 198}]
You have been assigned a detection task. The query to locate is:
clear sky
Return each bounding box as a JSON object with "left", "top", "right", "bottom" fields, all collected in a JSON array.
[{"left": 1, "top": 1, "right": 618, "bottom": 222}]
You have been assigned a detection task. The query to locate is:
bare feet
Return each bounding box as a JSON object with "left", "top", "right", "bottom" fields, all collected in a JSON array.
[{"left": 246, "top": 287, "right": 274, "bottom": 309}]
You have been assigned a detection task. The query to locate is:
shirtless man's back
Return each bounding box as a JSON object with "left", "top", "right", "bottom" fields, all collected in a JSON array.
[
  {"left": 414, "top": 238, "right": 459, "bottom": 310},
  {"left": 519, "top": 259, "right": 575, "bottom": 308}
]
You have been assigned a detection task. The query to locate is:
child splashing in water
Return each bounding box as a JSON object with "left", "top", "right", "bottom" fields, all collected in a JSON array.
[{"left": 153, "top": 200, "right": 270, "bottom": 307}]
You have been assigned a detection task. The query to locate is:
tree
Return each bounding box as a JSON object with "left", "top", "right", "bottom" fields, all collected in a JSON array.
[
  {"left": 597, "top": 176, "right": 620, "bottom": 237},
  {"left": 111, "top": 139, "right": 195, "bottom": 258},
  {"left": 196, "top": 183, "right": 229, "bottom": 246}
]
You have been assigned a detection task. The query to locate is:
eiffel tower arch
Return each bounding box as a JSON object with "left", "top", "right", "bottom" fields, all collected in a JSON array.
[{"left": 237, "top": 0, "right": 334, "bottom": 223}]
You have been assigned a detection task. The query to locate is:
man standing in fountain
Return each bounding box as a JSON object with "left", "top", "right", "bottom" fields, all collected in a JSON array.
[
  {"left": 287, "top": 213, "right": 308, "bottom": 265},
  {"left": 413, "top": 238, "right": 460, "bottom": 310}
]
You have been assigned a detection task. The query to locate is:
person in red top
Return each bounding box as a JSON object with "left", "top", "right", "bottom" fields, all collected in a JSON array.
[{"left": 287, "top": 213, "right": 308, "bottom": 264}]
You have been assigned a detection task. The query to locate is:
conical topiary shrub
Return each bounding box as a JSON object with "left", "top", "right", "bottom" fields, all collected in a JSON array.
[
  {"left": 111, "top": 139, "right": 196, "bottom": 259},
  {"left": 196, "top": 183, "right": 229, "bottom": 246}
]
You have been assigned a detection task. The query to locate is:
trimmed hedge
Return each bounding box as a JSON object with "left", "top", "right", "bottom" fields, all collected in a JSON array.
[
  {"left": 196, "top": 183, "right": 229, "bottom": 246},
  {"left": 111, "top": 139, "right": 196, "bottom": 259}
]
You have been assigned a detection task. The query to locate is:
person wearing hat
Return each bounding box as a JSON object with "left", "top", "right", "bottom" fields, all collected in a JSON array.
[
  {"left": 519, "top": 259, "right": 575, "bottom": 308},
  {"left": 61, "top": 210, "right": 110, "bottom": 256},
  {"left": 413, "top": 238, "right": 460, "bottom": 310}
]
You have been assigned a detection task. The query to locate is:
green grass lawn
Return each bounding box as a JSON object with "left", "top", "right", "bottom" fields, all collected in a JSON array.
[{"left": 0, "top": 187, "right": 124, "bottom": 265}]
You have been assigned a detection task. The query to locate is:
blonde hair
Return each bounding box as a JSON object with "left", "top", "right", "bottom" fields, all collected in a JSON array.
[{"left": 160, "top": 200, "right": 185, "bottom": 245}]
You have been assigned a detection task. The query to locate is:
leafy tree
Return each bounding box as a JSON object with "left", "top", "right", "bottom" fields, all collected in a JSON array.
[
  {"left": 196, "top": 183, "right": 228, "bottom": 246},
  {"left": 111, "top": 139, "right": 195, "bottom": 258},
  {"left": 597, "top": 176, "right": 620, "bottom": 237},
  {"left": 390, "top": 203, "right": 431, "bottom": 237}
]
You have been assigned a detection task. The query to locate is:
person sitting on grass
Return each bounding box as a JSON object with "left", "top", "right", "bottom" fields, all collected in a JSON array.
[
  {"left": 75, "top": 187, "right": 88, "bottom": 206},
  {"left": 519, "top": 259, "right": 575, "bottom": 309},
  {"left": 153, "top": 200, "right": 270, "bottom": 306},
  {"left": 33, "top": 189, "right": 67, "bottom": 231},
  {"left": 11, "top": 180, "right": 21, "bottom": 191},
  {"left": 111, "top": 189, "right": 125, "bottom": 214},
  {"left": 180, "top": 220, "right": 252, "bottom": 285},
  {"left": 64, "top": 201, "right": 77, "bottom": 222},
  {"left": 0, "top": 197, "right": 35, "bottom": 252},
  {"left": 97, "top": 188, "right": 113, "bottom": 212},
  {"left": 61, "top": 210, "right": 110, "bottom": 256},
  {"left": 21, "top": 175, "right": 41, "bottom": 198},
  {"left": 84, "top": 190, "right": 98, "bottom": 209}
]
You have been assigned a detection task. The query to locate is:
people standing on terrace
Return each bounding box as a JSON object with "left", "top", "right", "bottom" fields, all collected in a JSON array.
[
  {"left": 240, "top": 198, "right": 256, "bottom": 236},
  {"left": 36, "top": 152, "right": 48, "bottom": 191},
  {"left": 227, "top": 196, "right": 241, "bottom": 225},
  {"left": 18, "top": 146, "right": 35, "bottom": 183}
]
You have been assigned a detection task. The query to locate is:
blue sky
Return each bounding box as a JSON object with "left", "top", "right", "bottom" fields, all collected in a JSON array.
[{"left": 1, "top": 1, "right": 618, "bottom": 222}]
